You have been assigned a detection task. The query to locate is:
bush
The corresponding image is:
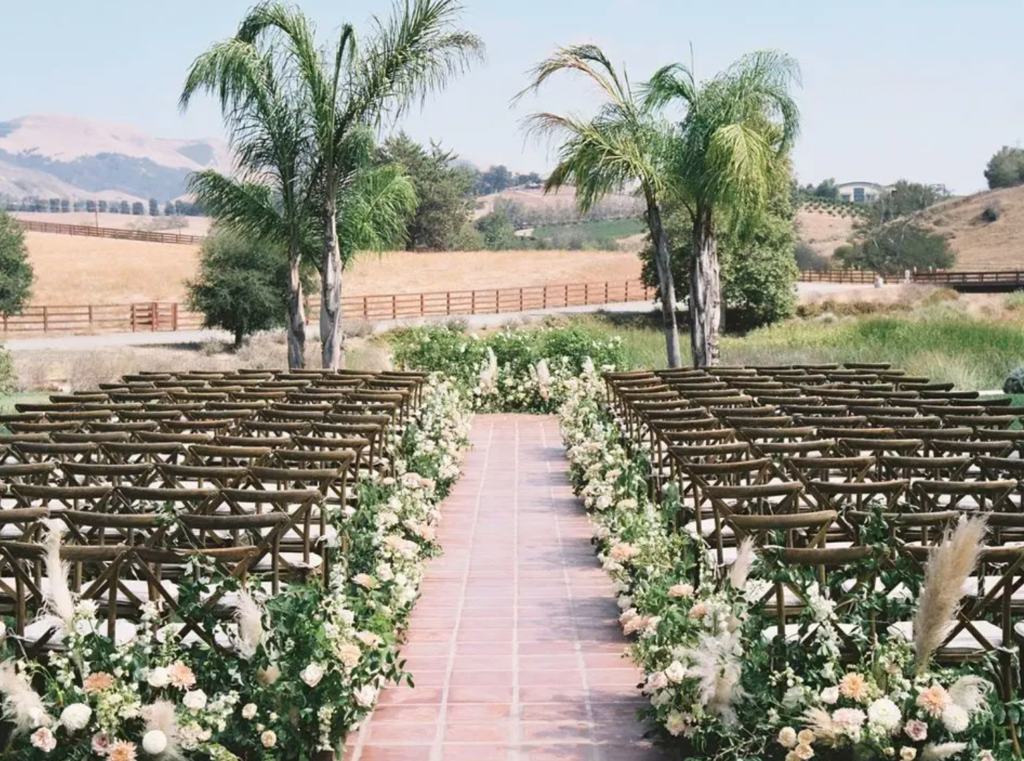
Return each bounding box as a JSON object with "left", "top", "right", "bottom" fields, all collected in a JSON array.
[
  {"left": 835, "top": 222, "right": 954, "bottom": 275},
  {"left": 982, "top": 200, "right": 1002, "bottom": 222},
  {"left": 1004, "top": 365, "right": 1024, "bottom": 394},
  {"left": 794, "top": 242, "right": 831, "bottom": 271},
  {"left": 186, "top": 228, "right": 312, "bottom": 349},
  {"left": 0, "top": 208, "right": 34, "bottom": 316},
  {"left": 1005, "top": 291, "right": 1024, "bottom": 312},
  {"left": 0, "top": 346, "right": 16, "bottom": 395}
]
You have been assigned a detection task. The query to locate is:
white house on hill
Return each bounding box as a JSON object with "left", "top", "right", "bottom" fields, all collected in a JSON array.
[{"left": 836, "top": 181, "right": 889, "bottom": 204}]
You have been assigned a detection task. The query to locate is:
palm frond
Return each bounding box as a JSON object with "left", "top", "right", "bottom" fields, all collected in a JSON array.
[
  {"left": 516, "top": 44, "right": 630, "bottom": 108},
  {"left": 187, "top": 171, "right": 287, "bottom": 246},
  {"left": 339, "top": 163, "right": 417, "bottom": 266}
]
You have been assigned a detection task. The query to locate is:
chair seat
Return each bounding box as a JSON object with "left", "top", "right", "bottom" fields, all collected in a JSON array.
[
  {"left": 762, "top": 622, "right": 860, "bottom": 642},
  {"left": 889, "top": 620, "right": 1003, "bottom": 654}
]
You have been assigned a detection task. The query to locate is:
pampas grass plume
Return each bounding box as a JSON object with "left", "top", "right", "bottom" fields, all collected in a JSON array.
[
  {"left": 234, "top": 588, "right": 263, "bottom": 659},
  {"left": 0, "top": 661, "right": 49, "bottom": 734},
  {"left": 728, "top": 538, "right": 755, "bottom": 592}
]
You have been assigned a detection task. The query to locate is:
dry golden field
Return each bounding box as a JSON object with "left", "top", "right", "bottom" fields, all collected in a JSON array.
[
  {"left": 920, "top": 186, "right": 1024, "bottom": 270},
  {"left": 24, "top": 233, "right": 642, "bottom": 305},
  {"left": 795, "top": 207, "right": 857, "bottom": 256}
]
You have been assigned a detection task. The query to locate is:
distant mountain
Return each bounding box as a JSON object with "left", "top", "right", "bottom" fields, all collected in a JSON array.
[{"left": 0, "top": 114, "right": 232, "bottom": 202}]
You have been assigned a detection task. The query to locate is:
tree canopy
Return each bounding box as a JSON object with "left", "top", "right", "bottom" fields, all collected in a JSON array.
[
  {"left": 985, "top": 146, "right": 1024, "bottom": 189},
  {"left": 0, "top": 209, "right": 34, "bottom": 317}
]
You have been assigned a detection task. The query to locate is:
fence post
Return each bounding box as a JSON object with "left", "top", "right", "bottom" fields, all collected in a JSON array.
[
  {"left": 88, "top": 305, "right": 94, "bottom": 332},
  {"left": 584, "top": 283, "right": 590, "bottom": 305},
  {"left": 446, "top": 291, "right": 451, "bottom": 315},
  {"left": 362, "top": 297, "right": 368, "bottom": 319},
  {"left": 542, "top": 285, "right": 548, "bottom": 310},
  {"left": 420, "top": 293, "right": 425, "bottom": 316},
  {"left": 519, "top": 287, "right": 523, "bottom": 312},
  {"left": 171, "top": 303, "right": 178, "bottom": 331},
  {"left": 391, "top": 294, "right": 397, "bottom": 319},
  {"left": 564, "top": 284, "right": 569, "bottom": 306},
  {"left": 604, "top": 282, "right": 609, "bottom": 303},
  {"left": 495, "top": 289, "right": 500, "bottom": 314},
  {"left": 471, "top": 290, "right": 476, "bottom": 315},
  {"left": 151, "top": 302, "right": 158, "bottom": 331},
  {"left": 131, "top": 304, "right": 136, "bottom": 332},
  {"left": 43, "top": 306, "right": 49, "bottom": 333}
]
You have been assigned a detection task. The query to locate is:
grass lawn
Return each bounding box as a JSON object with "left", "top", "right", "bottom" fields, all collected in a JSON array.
[
  {"left": 531, "top": 218, "right": 645, "bottom": 249},
  {"left": 536, "top": 304, "right": 1024, "bottom": 393},
  {"left": 0, "top": 391, "right": 49, "bottom": 412}
]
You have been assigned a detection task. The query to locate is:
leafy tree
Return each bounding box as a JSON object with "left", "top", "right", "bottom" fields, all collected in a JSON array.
[
  {"left": 164, "top": 201, "right": 175, "bottom": 217},
  {"left": 871, "top": 180, "right": 944, "bottom": 223},
  {"left": 98, "top": 200, "right": 108, "bottom": 213},
  {"left": 378, "top": 132, "right": 475, "bottom": 250},
  {"left": 984, "top": 146, "right": 1024, "bottom": 189},
  {"left": 119, "top": 200, "right": 130, "bottom": 214},
  {"left": 85, "top": 200, "right": 97, "bottom": 213},
  {"left": 48, "top": 198, "right": 60, "bottom": 213},
  {"left": 59, "top": 199, "right": 70, "bottom": 213},
  {"left": 149, "top": 198, "right": 160, "bottom": 216},
  {"left": 475, "top": 204, "right": 520, "bottom": 250},
  {"left": 794, "top": 241, "right": 830, "bottom": 271},
  {"left": 801, "top": 178, "right": 838, "bottom": 200},
  {"left": 835, "top": 221, "right": 954, "bottom": 275},
  {"left": 475, "top": 165, "right": 513, "bottom": 195},
  {"left": 226, "top": 0, "right": 482, "bottom": 369},
  {"left": 0, "top": 209, "right": 34, "bottom": 316},
  {"left": 518, "top": 45, "right": 684, "bottom": 367},
  {"left": 131, "top": 201, "right": 145, "bottom": 215},
  {"left": 644, "top": 50, "right": 801, "bottom": 366},
  {"left": 187, "top": 229, "right": 309, "bottom": 349},
  {"left": 639, "top": 172, "right": 798, "bottom": 329}
]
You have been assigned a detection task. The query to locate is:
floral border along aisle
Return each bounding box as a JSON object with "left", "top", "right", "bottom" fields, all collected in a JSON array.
[
  {"left": 0, "top": 375, "right": 472, "bottom": 760},
  {"left": 558, "top": 370, "right": 1016, "bottom": 761}
]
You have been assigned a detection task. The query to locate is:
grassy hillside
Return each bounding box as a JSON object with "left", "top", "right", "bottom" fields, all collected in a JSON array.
[
  {"left": 23, "top": 233, "right": 643, "bottom": 305},
  {"left": 919, "top": 185, "right": 1024, "bottom": 270},
  {"left": 531, "top": 218, "right": 645, "bottom": 249}
]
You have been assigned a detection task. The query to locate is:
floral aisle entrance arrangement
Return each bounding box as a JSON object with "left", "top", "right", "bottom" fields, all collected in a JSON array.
[
  {"left": 0, "top": 376, "right": 471, "bottom": 760},
  {"left": 558, "top": 371, "right": 1014, "bottom": 761}
]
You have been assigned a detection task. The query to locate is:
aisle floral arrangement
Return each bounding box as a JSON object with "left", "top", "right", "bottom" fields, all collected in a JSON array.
[
  {"left": 558, "top": 370, "right": 1018, "bottom": 761},
  {"left": 0, "top": 376, "right": 472, "bottom": 760},
  {"left": 391, "top": 323, "right": 624, "bottom": 413}
]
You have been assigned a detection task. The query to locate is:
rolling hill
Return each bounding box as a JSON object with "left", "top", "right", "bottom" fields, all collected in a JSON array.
[
  {"left": 917, "top": 186, "right": 1024, "bottom": 270},
  {"left": 0, "top": 114, "right": 231, "bottom": 202}
]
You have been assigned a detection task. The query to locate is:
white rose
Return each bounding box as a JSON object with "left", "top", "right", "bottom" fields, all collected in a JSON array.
[
  {"left": 353, "top": 685, "right": 377, "bottom": 708},
  {"left": 777, "top": 726, "right": 798, "bottom": 748},
  {"left": 261, "top": 730, "right": 277, "bottom": 748},
  {"left": 664, "top": 661, "right": 686, "bottom": 684},
  {"left": 142, "top": 730, "right": 168, "bottom": 754},
  {"left": 182, "top": 690, "right": 207, "bottom": 713},
  {"left": 241, "top": 703, "right": 258, "bottom": 720},
  {"left": 60, "top": 703, "right": 91, "bottom": 733},
  {"left": 147, "top": 667, "right": 170, "bottom": 689},
  {"left": 820, "top": 687, "right": 840, "bottom": 705},
  {"left": 301, "top": 663, "right": 325, "bottom": 688}
]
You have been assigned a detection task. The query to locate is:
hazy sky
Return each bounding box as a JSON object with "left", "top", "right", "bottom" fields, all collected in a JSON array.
[{"left": 2, "top": 0, "right": 1022, "bottom": 194}]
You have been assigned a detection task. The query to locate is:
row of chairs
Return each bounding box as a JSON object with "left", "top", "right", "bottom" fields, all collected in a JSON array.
[
  {"left": 0, "top": 369, "right": 429, "bottom": 655},
  {"left": 603, "top": 364, "right": 1024, "bottom": 700}
]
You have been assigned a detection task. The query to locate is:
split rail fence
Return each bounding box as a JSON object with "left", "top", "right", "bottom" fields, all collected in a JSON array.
[{"left": 0, "top": 279, "right": 655, "bottom": 338}]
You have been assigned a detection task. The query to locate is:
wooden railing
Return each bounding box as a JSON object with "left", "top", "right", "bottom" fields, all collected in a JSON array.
[
  {"left": 1, "top": 279, "right": 655, "bottom": 337},
  {"left": 798, "top": 269, "right": 878, "bottom": 284},
  {"left": 799, "top": 269, "right": 1024, "bottom": 292},
  {"left": 17, "top": 219, "right": 205, "bottom": 246}
]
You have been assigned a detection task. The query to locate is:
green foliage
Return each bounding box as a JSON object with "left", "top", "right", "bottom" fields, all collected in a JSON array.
[
  {"left": 639, "top": 178, "right": 799, "bottom": 329},
  {"left": 390, "top": 323, "right": 625, "bottom": 412},
  {"left": 474, "top": 204, "right": 523, "bottom": 250},
  {"left": 984, "top": 145, "right": 1024, "bottom": 189},
  {"left": 0, "top": 208, "right": 34, "bottom": 317},
  {"left": 983, "top": 199, "right": 1003, "bottom": 222},
  {"left": 794, "top": 241, "right": 830, "bottom": 271},
  {"left": 186, "top": 229, "right": 308, "bottom": 348},
  {"left": 0, "top": 348, "right": 16, "bottom": 396},
  {"left": 799, "top": 177, "right": 839, "bottom": 200},
  {"left": 377, "top": 132, "right": 475, "bottom": 250},
  {"left": 835, "top": 221, "right": 954, "bottom": 275},
  {"left": 1004, "top": 366, "right": 1024, "bottom": 394},
  {"left": 868, "top": 179, "right": 946, "bottom": 224},
  {"left": 533, "top": 217, "right": 644, "bottom": 250}
]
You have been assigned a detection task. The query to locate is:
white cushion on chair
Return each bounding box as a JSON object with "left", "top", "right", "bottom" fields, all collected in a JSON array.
[{"left": 888, "top": 620, "right": 1003, "bottom": 654}]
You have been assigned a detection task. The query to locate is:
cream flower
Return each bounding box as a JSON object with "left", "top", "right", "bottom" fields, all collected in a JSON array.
[
  {"left": 141, "top": 731, "right": 168, "bottom": 755},
  {"left": 777, "top": 727, "right": 798, "bottom": 748},
  {"left": 646, "top": 671, "right": 669, "bottom": 691},
  {"left": 797, "top": 729, "right": 815, "bottom": 746},
  {"left": 665, "top": 711, "right": 687, "bottom": 736},
  {"left": 168, "top": 662, "right": 196, "bottom": 690},
  {"left": 941, "top": 704, "right": 969, "bottom": 734},
  {"left": 241, "top": 703, "right": 258, "bottom": 720},
  {"left": 354, "top": 685, "right": 377, "bottom": 708},
  {"left": 867, "top": 698, "right": 902, "bottom": 732},
  {"left": 668, "top": 583, "right": 694, "bottom": 598},
  {"left": 108, "top": 741, "right": 138, "bottom": 761},
  {"left": 794, "top": 744, "right": 814, "bottom": 760},
  {"left": 820, "top": 687, "right": 840, "bottom": 705},
  {"left": 301, "top": 663, "right": 325, "bottom": 688},
  {"left": 839, "top": 673, "right": 870, "bottom": 703},
  {"left": 83, "top": 672, "right": 114, "bottom": 694},
  {"left": 261, "top": 730, "right": 277, "bottom": 748},
  {"left": 904, "top": 719, "right": 928, "bottom": 742},
  {"left": 182, "top": 690, "right": 207, "bottom": 713},
  {"left": 352, "top": 574, "right": 378, "bottom": 590},
  {"left": 338, "top": 644, "right": 361, "bottom": 669},
  {"left": 900, "top": 748, "right": 917, "bottom": 761},
  {"left": 917, "top": 685, "right": 951, "bottom": 718},
  {"left": 60, "top": 703, "right": 91, "bottom": 733},
  {"left": 664, "top": 661, "right": 686, "bottom": 684},
  {"left": 30, "top": 727, "right": 56, "bottom": 752},
  {"left": 146, "top": 666, "right": 170, "bottom": 689}
]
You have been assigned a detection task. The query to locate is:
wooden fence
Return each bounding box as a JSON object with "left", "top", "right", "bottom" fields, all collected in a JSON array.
[
  {"left": 0, "top": 279, "right": 655, "bottom": 337},
  {"left": 17, "top": 219, "right": 205, "bottom": 246},
  {"left": 798, "top": 269, "right": 878, "bottom": 284}
]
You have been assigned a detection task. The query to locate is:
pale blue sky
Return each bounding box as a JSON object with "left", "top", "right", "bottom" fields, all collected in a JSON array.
[{"left": 1, "top": 0, "right": 1022, "bottom": 193}]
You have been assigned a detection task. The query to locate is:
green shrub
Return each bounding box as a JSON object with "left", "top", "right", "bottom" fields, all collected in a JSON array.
[
  {"left": 0, "top": 208, "right": 34, "bottom": 316},
  {"left": 982, "top": 200, "right": 1003, "bottom": 222},
  {"left": 0, "top": 346, "right": 16, "bottom": 395},
  {"left": 1005, "top": 291, "right": 1024, "bottom": 312},
  {"left": 1004, "top": 366, "right": 1024, "bottom": 394}
]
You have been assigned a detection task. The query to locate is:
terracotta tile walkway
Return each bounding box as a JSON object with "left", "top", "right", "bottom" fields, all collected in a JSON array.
[{"left": 345, "top": 415, "right": 667, "bottom": 761}]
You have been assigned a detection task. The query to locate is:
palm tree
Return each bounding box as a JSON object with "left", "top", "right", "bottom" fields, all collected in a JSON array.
[
  {"left": 235, "top": 0, "right": 483, "bottom": 369},
  {"left": 180, "top": 39, "right": 314, "bottom": 369},
  {"left": 518, "top": 45, "right": 684, "bottom": 368},
  {"left": 644, "top": 51, "right": 800, "bottom": 367}
]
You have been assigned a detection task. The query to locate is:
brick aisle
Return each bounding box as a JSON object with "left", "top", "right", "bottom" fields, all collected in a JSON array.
[{"left": 345, "top": 415, "right": 667, "bottom": 761}]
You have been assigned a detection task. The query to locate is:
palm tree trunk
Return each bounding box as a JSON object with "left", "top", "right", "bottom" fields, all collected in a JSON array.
[
  {"left": 689, "top": 217, "right": 722, "bottom": 368},
  {"left": 646, "top": 200, "right": 682, "bottom": 368},
  {"left": 320, "top": 194, "right": 343, "bottom": 370},
  {"left": 287, "top": 242, "right": 306, "bottom": 370}
]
